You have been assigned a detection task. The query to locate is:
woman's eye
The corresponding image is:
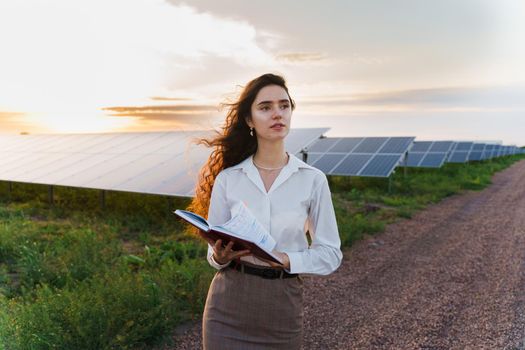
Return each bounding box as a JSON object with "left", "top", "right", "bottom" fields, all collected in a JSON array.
[
  {"left": 280, "top": 104, "right": 290, "bottom": 109},
  {"left": 260, "top": 106, "right": 270, "bottom": 111}
]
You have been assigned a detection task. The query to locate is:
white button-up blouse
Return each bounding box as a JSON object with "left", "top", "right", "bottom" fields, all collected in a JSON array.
[{"left": 206, "top": 153, "right": 343, "bottom": 276}]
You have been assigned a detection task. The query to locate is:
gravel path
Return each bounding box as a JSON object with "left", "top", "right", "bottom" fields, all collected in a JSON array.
[{"left": 166, "top": 159, "right": 525, "bottom": 350}]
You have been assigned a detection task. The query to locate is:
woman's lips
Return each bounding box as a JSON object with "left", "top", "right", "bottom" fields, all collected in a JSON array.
[{"left": 271, "top": 124, "right": 285, "bottom": 130}]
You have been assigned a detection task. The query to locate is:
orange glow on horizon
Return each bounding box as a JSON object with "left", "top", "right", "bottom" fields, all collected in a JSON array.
[{"left": 22, "top": 110, "right": 136, "bottom": 134}]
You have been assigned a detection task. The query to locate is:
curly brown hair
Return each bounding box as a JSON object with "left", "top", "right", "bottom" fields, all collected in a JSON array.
[{"left": 187, "top": 73, "right": 296, "bottom": 218}]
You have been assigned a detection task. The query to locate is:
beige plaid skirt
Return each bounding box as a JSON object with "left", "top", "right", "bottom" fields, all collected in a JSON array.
[{"left": 202, "top": 266, "right": 304, "bottom": 350}]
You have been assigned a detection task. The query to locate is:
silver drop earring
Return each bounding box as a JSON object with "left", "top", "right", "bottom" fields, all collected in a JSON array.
[{"left": 250, "top": 127, "right": 254, "bottom": 137}]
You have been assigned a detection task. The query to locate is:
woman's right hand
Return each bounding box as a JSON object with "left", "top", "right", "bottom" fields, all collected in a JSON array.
[{"left": 211, "top": 239, "right": 251, "bottom": 265}]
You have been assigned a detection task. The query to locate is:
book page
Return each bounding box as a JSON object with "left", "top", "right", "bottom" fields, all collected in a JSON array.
[{"left": 217, "top": 202, "right": 276, "bottom": 252}]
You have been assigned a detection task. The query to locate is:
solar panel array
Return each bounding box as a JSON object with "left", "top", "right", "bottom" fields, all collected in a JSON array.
[
  {"left": 391, "top": 139, "right": 523, "bottom": 169},
  {"left": 405, "top": 141, "right": 454, "bottom": 168},
  {"left": 0, "top": 128, "right": 328, "bottom": 197},
  {"left": 298, "top": 137, "right": 415, "bottom": 177},
  {"left": 444, "top": 142, "right": 524, "bottom": 164},
  {"left": 1, "top": 130, "right": 523, "bottom": 198}
]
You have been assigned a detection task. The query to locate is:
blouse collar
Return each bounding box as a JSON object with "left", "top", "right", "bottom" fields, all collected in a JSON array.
[{"left": 229, "top": 153, "right": 312, "bottom": 195}]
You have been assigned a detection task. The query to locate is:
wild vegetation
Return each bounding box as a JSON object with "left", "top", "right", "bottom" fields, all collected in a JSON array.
[{"left": 0, "top": 154, "right": 523, "bottom": 349}]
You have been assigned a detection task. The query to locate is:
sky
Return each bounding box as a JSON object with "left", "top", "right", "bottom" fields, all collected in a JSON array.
[{"left": 0, "top": 0, "right": 524, "bottom": 145}]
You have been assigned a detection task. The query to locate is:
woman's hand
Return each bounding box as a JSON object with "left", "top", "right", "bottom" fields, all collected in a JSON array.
[
  {"left": 210, "top": 239, "right": 251, "bottom": 265},
  {"left": 259, "top": 251, "right": 290, "bottom": 270}
]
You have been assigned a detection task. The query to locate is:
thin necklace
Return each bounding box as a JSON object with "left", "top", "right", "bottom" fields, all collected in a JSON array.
[{"left": 253, "top": 154, "right": 289, "bottom": 171}]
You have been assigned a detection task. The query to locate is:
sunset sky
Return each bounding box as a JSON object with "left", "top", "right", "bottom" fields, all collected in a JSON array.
[{"left": 0, "top": 0, "right": 524, "bottom": 145}]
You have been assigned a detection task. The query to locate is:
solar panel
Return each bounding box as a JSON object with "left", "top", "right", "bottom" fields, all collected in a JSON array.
[
  {"left": 466, "top": 143, "right": 487, "bottom": 162},
  {"left": 494, "top": 145, "right": 502, "bottom": 157},
  {"left": 288, "top": 128, "right": 331, "bottom": 153},
  {"left": 429, "top": 141, "right": 454, "bottom": 152},
  {"left": 305, "top": 136, "right": 415, "bottom": 177},
  {"left": 378, "top": 137, "right": 414, "bottom": 154},
  {"left": 410, "top": 142, "right": 432, "bottom": 152},
  {"left": 0, "top": 134, "right": 19, "bottom": 149},
  {"left": 331, "top": 154, "right": 373, "bottom": 176},
  {"left": 446, "top": 142, "right": 474, "bottom": 163},
  {"left": 420, "top": 153, "right": 448, "bottom": 167},
  {"left": 448, "top": 151, "right": 469, "bottom": 163},
  {"left": 353, "top": 137, "right": 388, "bottom": 153},
  {"left": 7, "top": 135, "right": 64, "bottom": 153},
  {"left": 405, "top": 141, "right": 454, "bottom": 168},
  {"left": 0, "top": 128, "right": 328, "bottom": 198},
  {"left": 482, "top": 145, "right": 495, "bottom": 160},
  {"left": 329, "top": 138, "right": 363, "bottom": 153},
  {"left": 406, "top": 152, "right": 426, "bottom": 167},
  {"left": 456, "top": 142, "right": 474, "bottom": 151},
  {"left": 304, "top": 137, "right": 340, "bottom": 152},
  {"left": 360, "top": 155, "right": 401, "bottom": 177},
  {"left": 311, "top": 154, "right": 346, "bottom": 173},
  {"left": 468, "top": 151, "right": 483, "bottom": 161},
  {"left": 300, "top": 152, "right": 322, "bottom": 165},
  {"left": 103, "top": 153, "right": 186, "bottom": 193},
  {"left": 5, "top": 153, "right": 77, "bottom": 181}
]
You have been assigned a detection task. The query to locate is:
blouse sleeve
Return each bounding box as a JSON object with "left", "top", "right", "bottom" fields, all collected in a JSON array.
[
  {"left": 206, "top": 172, "right": 232, "bottom": 270},
  {"left": 284, "top": 174, "right": 343, "bottom": 275}
]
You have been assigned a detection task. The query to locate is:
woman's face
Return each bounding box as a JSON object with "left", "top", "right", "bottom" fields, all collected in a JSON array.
[{"left": 247, "top": 84, "right": 292, "bottom": 142}]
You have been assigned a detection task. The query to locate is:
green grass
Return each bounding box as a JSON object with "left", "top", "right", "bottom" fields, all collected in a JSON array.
[
  {"left": 329, "top": 154, "right": 524, "bottom": 246},
  {"left": 0, "top": 154, "right": 524, "bottom": 349},
  {"left": 0, "top": 188, "right": 213, "bottom": 349}
]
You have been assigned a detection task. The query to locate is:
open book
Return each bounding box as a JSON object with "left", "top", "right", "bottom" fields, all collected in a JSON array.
[{"left": 174, "top": 202, "right": 283, "bottom": 264}]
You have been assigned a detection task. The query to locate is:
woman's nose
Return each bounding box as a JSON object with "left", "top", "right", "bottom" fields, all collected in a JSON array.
[{"left": 272, "top": 106, "right": 283, "bottom": 118}]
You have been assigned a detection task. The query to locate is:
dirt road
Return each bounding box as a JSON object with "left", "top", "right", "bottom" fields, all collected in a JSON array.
[{"left": 169, "top": 159, "right": 525, "bottom": 349}]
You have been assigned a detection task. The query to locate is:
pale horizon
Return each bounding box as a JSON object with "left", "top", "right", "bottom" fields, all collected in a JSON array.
[{"left": 1, "top": 0, "right": 524, "bottom": 145}]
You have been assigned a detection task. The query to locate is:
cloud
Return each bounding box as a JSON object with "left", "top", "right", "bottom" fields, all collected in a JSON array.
[
  {"left": 102, "top": 104, "right": 219, "bottom": 122},
  {"left": 149, "top": 96, "right": 193, "bottom": 101},
  {"left": 0, "top": 0, "right": 275, "bottom": 118},
  {"left": 0, "top": 111, "right": 24, "bottom": 119},
  {"left": 0, "top": 110, "right": 33, "bottom": 133},
  {"left": 0, "top": 111, "right": 26, "bottom": 125},
  {"left": 276, "top": 52, "right": 327, "bottom": 63},
  {"left": 300, "top": 85, "right": 525, "bottom": 112},
  {"left": 103, "top": 105, "right": 217, "bottom": 113},
  {"left": 100, "top": 102, "right": 225, "bottom": 131}
]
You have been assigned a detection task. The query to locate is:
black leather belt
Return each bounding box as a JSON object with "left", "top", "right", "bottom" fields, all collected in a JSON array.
[{"left": 228, "top": 260, "right": 298, "bottom": 279}]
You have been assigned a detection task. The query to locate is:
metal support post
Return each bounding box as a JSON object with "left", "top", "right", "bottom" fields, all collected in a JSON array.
[
  {"left": 100, "top": 190, "right": 106, "bottom": 210},
  {"left": 167, "top": 196, "right": 174, "bottom": 212},
  {"left": 48, "top": 185, "right": 54, "bottom": 206}
]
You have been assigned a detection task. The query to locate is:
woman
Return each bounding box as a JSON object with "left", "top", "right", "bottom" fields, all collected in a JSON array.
[{"left": 189, "top": 73, "right": 342, "bottom": 349}]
